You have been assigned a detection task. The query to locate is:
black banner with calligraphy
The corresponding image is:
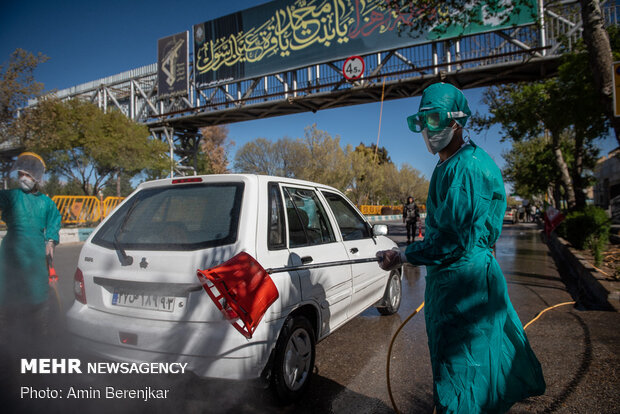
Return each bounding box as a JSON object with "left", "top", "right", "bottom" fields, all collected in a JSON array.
[
  {"left": 158, "top": 31, "right": 189, "bottom": 98},
  {"left": 193, "top": 0, "right": 537, "bottom": 86}
]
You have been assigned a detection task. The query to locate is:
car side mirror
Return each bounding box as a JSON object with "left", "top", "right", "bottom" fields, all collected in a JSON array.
[{"left": 372, "top": 224, "right": 388, "bottom": 237}]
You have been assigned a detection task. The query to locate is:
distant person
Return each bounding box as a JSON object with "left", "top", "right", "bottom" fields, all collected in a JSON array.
[
  {"left": 376, "top": 83, "right": 545, "bottom": 413},
  {"left": 524, "top": 200, "right": 532, "bottom": 222},
  {"left": 403, "top": 196, "right": 419, "bottom": 244},
  {"left": 0, "top": 152, "right": 61, "bottom": 342}
]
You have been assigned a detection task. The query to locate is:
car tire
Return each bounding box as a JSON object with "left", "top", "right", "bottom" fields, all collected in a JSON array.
[
  {"left": 377, "top": 269, "right": 402, "bottom": 315},
  {"left": 271, "top": 315, "right": 316, "bottom": 404}
]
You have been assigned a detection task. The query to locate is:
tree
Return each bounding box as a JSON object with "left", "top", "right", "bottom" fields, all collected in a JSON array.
[
  {"left": 272, "top": 137, "right": 308, "bottom": 177},
  {"left": 40, "top": 173, "right": 64, "bottom": 197},
  {"left": 501, "top": 135, "right": 590, "bottom": 208},
  {"left": 97, "top": 108, "right": 168, "bottom": 196},
  {"left": 102, "top": 173, "right": 134, "bottom": 197},
  {"left": 199, "top": 125, "right": 234, "bottom": 174},
  {"left": 234, "top": 137, "right": 308, "bottom": 177},
  {"left": 300, "top": 124, "right": 353, "bottom": 191},
  {"left": 234, "top": 138, "right": 277, "bottom": 175},
  {"left": 349, "top": 149, "right": 385, "bottom": 205},
  {"left": 354, "top": 142, "right": 392, "bottom": 165},
  {"left": 0, "top": 49, "right": 48, "bottom": 144},
  {"left": 557, "top": 31, "right": 613, "bottom": 206},
  {"left": 396, "top": 163, "right": 429, "bottom": 205},
  {"left": 476, "top": 81, "right": 579, "bottom": 208},
  {"left": 346, "top": 143, "right": 394, "bottom": 205},
  {"left": 17, "top": 98, "right": 167, "bottom": 195},
  {"left": 578, "top": 0, "right": 620, "bottom": 146},
  {"left": 474, "top": 26, "right": 614, "bottom": 209},
  {"left": 41, "top": 174, "right": 86, "bottom": 197}
]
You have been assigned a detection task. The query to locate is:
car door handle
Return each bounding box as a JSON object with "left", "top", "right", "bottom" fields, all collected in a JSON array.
[
  {"left": 349, "top": 248, "right": 359, "bottom": 254},
  {"left": 301, "top": 256, "right": 313, "bottom": 264}
]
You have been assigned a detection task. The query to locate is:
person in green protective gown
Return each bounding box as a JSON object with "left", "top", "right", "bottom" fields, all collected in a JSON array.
[
  {"left": 376, "top": 83, "right": 545, "bottom": 413},
  {"left": 0, "top": 152, "right": 61, "bottom": 339}
]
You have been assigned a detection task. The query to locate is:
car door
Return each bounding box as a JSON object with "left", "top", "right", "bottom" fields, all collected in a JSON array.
[
  {"left": 255, "top": 181, "right": 303, "bottom": 322},
  {"left": 282, "top": 185, "right": 352, "bottom": 335},
  {"left": 320, "top": 190, "right": 386, "bottom": 318}
]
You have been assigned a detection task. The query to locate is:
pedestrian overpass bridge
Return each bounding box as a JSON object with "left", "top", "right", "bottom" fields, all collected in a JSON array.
[{"left": 4, "top": 1, "right": 619, "bottom": 173}]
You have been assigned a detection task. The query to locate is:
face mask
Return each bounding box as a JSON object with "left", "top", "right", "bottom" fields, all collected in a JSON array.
[
  {"left": 421, "top": 124, "right": 457, "bottom": 154},
  {"left": 19, "top": 175, "right": 36, "bottom": 192}
]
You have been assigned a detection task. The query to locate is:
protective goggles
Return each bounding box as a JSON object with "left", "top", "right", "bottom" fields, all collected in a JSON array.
[{"left": 407, "top": 110, "right": 468, "bottom": 133}]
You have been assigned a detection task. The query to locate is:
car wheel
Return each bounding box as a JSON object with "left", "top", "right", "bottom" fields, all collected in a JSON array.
[
  {"left": 271, "top": 315, "right": 316, "bottom": 404},
  {"left": 377, "top": 269, "right": 402, "bottom": 315}
]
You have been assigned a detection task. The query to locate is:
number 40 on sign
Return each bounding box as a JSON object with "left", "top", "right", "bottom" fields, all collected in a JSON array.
[{"left": 343, "top": 56, "right": 365, "bottom": 81}]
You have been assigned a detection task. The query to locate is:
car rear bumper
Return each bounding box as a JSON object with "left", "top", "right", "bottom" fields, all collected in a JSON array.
[{"left": 66, "top": 303, "right": 274, "bottom": 381}]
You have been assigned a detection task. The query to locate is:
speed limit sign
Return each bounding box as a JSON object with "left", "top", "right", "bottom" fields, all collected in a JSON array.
[{"left": 343, "top": 56, "right": 365, "bottom": 81}]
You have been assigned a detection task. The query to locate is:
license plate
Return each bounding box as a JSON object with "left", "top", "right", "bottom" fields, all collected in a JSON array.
[{"left": 112, "top": 291, "right": 176, "bottom": 312}]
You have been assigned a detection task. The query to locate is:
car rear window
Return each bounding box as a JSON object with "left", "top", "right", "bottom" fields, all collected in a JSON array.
[{"left": 93, "top": 183, "right": 244, "bottom": 251}]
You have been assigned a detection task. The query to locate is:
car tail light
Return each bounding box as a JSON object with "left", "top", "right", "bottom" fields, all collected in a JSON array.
[
  {"left": 74, "top": 268, "right": 87, "bottom": 304},
  {"left": 172, "top": 177, "right": 203, "bottom": 184}
]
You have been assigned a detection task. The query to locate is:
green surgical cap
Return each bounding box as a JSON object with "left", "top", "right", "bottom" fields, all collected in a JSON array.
[{"left": 418, "top": 83, "right": 471, "bottom": 127}]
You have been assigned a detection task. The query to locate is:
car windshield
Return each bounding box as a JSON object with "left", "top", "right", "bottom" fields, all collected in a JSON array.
[{"left": 93, "top": 183, "right": 244, "bottom": 251}]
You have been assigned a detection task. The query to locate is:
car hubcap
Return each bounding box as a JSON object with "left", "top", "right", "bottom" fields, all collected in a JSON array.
[
  {"left": 389, "top": 274, "right": 401, "bottom": 308},
  {"left": 283, "top": 328, "right": 312, "bottom": 391}
]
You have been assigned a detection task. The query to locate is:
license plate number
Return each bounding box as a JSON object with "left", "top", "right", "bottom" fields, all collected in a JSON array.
[{"left": 112, "top": 291, "right": 176, "bottom": 312}]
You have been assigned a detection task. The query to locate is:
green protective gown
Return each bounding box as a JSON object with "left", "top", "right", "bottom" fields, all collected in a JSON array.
[
  {"left": 0, "top": 189, "right": 61, "bottom": 306},
  {"left": 405, "top": 141, "right": 545, "bottom": 413}
]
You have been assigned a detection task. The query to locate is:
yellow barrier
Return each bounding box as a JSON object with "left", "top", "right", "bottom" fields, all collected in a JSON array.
[
  {"left": 102, "top": 197, "right": 124, "bottom": 218},
  {"left": 53, "top": 196, "right": 101, "bottom": 224},
  {"left": 358, "top": 205, "right": 406, "bottom": 215},
  {"left": 0, "top": 196, "right": 126, "bottom": 227},
  {"left": 359, "top": 205, "right": 382, "bottom": 215},
  {"left": 52, "top": 196, "right": 125, "bottom": 225}
]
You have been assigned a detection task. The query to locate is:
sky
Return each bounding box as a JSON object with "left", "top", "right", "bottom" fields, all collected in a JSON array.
[{"left": 1, "top": 0, "right": 617, "bottom": 185}]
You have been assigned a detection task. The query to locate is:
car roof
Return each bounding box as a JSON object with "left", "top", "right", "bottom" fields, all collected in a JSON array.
[{"left": 135, "top": 174, "right": 341, "bottom": 193}]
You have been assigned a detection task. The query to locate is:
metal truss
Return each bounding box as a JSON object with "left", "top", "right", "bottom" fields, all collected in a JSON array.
[{"left": 6, "top": 1, "right": 618, "bottom": 172}]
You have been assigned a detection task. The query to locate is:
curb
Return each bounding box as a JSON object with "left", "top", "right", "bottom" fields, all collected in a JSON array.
[
  {"left": 57, "top": 228, "right": 96, "bottom": 243},
  {"left": 545, "top": 230, "right": 619, "bottom": 312},
  {"left": 367, "top": 213, "right": 427, "bottom": 222},
  {"left": 367, "top": 215, "right": 401, "bottom": 222},
  {"left": 0, "top": 227, "right": 95, "bottom": 244}
]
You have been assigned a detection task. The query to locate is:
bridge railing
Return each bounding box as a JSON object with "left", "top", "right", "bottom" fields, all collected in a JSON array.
[{"left": 39, "top": 2, "right": 620, "bottom": 128}]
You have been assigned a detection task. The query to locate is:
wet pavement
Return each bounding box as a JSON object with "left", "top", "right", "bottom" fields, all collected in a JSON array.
[{"left": 5, "top": 221, "right": 619, "bottom": 413}]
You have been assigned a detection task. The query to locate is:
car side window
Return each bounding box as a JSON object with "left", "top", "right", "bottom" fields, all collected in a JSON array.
[
  {"left": 321, "top": 191, "right": 371, "bottom": 241},
  {"left": 283, "top": 187, "right": 336, "bottom": 247},
  {"left": 268, "top": 183, "right": 286, "bottom": 250}
]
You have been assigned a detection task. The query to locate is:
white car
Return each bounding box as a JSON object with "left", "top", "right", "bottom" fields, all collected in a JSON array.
[{"left": 66, "top": 174, "right": 401, "bottom": 402}]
